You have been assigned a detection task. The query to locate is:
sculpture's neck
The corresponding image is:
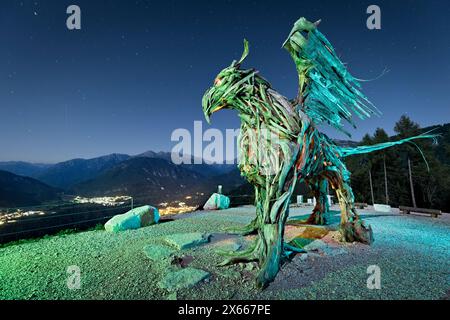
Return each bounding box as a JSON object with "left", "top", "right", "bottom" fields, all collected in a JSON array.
[{"left": 234, "top": 85, "right": 304, "bottom": 139}]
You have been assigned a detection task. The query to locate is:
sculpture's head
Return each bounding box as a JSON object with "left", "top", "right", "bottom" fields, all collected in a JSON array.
[
  {"left": 282, "top": 17, "right": 321, "bottom": 50},
  {"left": 202, "top": 40, "right": 266, "bottom": 123}
]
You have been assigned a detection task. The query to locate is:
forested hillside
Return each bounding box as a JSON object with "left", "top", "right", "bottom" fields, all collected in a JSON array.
[{"left": 346, "top": 116, "right": 450, "bottom": 211}]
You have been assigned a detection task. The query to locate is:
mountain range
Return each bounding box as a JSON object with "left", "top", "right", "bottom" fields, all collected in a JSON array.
[
  {"left": 0, "top": 151, "right": 243, "bottom": 208},
  {"left": 0, "top": 139, "right": 377, "bottom": 208},
  {"left": 0, "top": 162, "right": 52, "bottom": 178},
  {"left": 1, "top": 123, "right": 447, "bottom": 209},
  {"left": 0, "top": 170, "right": 61, "bottom": 208},
  {"left": 34, "top": 153, "right": 131, "bottom": 189},
  {"left": 70, "top": 157, "right": 211, "bottom": 204}
]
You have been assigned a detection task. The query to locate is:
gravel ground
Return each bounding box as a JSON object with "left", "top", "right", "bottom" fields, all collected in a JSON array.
[{"left": 0, "top": 205, "right": 448, "bottom": 300}]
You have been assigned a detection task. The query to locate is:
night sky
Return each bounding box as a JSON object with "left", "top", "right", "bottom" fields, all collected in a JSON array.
[{"left": 0, "top": 0, "right": 449, "bottom": 163}]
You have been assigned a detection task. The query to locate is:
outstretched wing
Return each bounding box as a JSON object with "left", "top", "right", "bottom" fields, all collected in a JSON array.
[{"left": 283, "top": 18, "right": 381, "bottom": 137}]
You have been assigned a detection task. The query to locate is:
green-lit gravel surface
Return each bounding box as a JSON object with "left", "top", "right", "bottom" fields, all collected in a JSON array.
[{"left": 0, "top": 205, "right": 449, "bottom": 300}]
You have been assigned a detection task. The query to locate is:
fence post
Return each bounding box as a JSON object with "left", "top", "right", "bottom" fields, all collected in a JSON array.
[{"left": 131, "top": 197, "right": 134, "bottom": 210}]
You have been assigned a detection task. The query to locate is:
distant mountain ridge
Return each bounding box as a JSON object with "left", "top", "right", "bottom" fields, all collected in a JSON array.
[
  {"left": 135, "top": 150, "right": 236, "bottom": 176},
  {"left": 333, "top": 139, "right": 359, "bottom": 148},
  {"left": 35, "top": 153, "right": 131, "bottom": 189},
  {"left": 0, "top": 161, "right": 52, "bottom": 178},
  {"left": 69, "top": 156, "right": 245, "bottom": 205},
  {"left": 69, "top": 157, "right": 210, "bottom": 205},
  {"left": 1, "top": 121, "right": 448, "bottom": 208},
  {"left": 0, "top": 170, "right": 61, "bottom": 207},
  {"left": 0, "top": 151, "right": 237, "bottom": 190}
]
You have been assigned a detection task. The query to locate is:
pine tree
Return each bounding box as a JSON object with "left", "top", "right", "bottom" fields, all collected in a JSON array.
[{"left": 394, "top": 116, "right": 421, "bottom": 207}]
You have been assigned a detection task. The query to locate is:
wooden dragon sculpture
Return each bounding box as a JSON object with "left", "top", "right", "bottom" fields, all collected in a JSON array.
[{"left": 202, "top": 17, "right": 437, "bottom": 288}]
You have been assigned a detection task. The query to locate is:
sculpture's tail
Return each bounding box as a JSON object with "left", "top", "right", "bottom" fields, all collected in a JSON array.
[{"left": 339, "top": 131, "right": 440, "bottom": 170}]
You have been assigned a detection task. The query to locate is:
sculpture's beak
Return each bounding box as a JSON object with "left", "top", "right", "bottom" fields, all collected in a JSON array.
[
  {"left": 202, "top": 87, "right": 226, "bottom": 124},
  {"left": 204, "top": 104, "right": 225, "bottom": 124}
]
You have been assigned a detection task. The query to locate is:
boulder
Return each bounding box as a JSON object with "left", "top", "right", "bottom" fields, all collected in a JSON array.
[
  {"left": 203, "top": 193, "right": 230, "bottom": 210},
  {"left": 105, "top": 205, "right": 159, "bottom": 232},
  {"left": 158, "top": 267, "right": 210, "bottom": 291},
  {"left": 164, "top": 232, "right": 210, "bottom": 250}
]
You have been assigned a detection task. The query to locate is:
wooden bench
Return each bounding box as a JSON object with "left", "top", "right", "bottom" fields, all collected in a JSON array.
[{"left": 399, "top": 206, "right": 442, "bottom": 218}]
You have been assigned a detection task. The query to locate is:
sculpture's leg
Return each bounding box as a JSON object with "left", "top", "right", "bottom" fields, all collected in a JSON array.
[
  {"left": 219, "top": 137, "right": 300, "bottom": 289},
  {"left": 224, "top": 187, "right": 261, "bottom": 235},
  {"left": 218, "top": 189, "right": 292, "bottom": 289},
  {"left": 255, "top": 195, "right": 290, "bottom": 289},
  {"left": 254, "top": 222, "right": 284, "bottom": 289},
  {"left": 306, "top": 178, "right": 330, "bottom": 225},
  {"left": 335, "top": 177, "right": 373, "bottom": 244}
]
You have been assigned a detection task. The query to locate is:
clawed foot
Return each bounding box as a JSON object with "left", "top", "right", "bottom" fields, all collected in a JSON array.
[
  {"left": 340, "top": 218, "right": 373, "bottom": 244},
  {"left": 224, "top": 221, "right": 258, "bottom": 236}
]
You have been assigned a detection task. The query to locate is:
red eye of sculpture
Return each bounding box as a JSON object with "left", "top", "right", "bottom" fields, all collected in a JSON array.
[{"left": 214, "top": 77, "right": 222, "bottom": 86}]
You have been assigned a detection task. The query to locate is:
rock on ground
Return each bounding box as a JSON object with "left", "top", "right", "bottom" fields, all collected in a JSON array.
[
  {"left": 158, "top": 267, "right": 210, "bottom": 291},
  {"left": 105, "top": 205, "right": 159, "bottom": 232},
  {"left": 303, "top": 239, "right": 327, "bottom": 251},
  {"left": 143, "top": 244, "right": 175, "bottom": 261},
  {"left": 203, "top": 193, "right": 230, "bottom": 210},
  {"left": 164, "top": 232, "right": 210, "bottom": 250}
]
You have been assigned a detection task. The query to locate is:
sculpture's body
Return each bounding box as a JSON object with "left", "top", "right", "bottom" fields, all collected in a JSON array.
[{"left": 202, "top": 18, "right": 437, "bottom": 288}]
